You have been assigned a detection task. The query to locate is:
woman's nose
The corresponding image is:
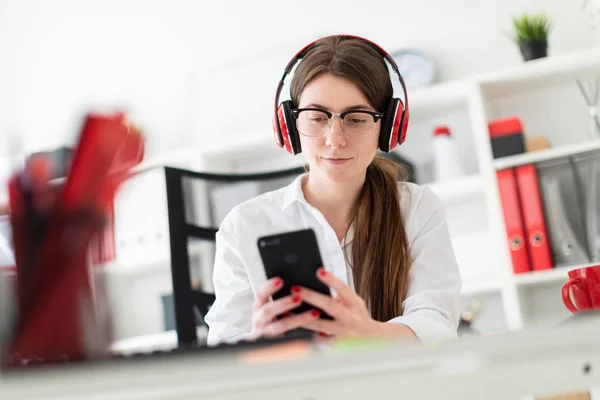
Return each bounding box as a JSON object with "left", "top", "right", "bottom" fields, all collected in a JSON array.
[{"left": 325, "top": 117, "right": 346, "bottom": 148}]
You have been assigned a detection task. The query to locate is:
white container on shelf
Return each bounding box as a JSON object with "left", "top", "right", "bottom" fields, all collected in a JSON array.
[{"left": 432, "top": 125, "right": 466, "bottom": 182}]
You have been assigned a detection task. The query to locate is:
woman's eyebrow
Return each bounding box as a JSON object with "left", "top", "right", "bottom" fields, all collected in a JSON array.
[
  {"left": 302, "top": 103, "right": 329, "bottom": 109},
  {"left": 303, "top": 103, "right": 374, "bottom": 112},
  {"left": 342, "top": 104, "right": 373, "bottom": 112}
]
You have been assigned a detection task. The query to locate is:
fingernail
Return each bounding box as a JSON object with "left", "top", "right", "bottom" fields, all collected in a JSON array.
[
  {"left": 292, "top": 295, "right": 301, "bottom": 303},
  {"left": 282, "top": 312, "right": 292, "bottom": 318},
  {"left": 319, "top": 332, "right": 328, "bottom": 337},
  {"left": 274, "top": 277, "right": 283, "bottom": 286},
  {"left": 317, "top": 268, "right": 327, "bottom": 277},
  {"left": 291, "top": 285, "right": 301, "bottom": 293},
  {"left": 311, "top": 310, "right": 320, "bottom": 318}
]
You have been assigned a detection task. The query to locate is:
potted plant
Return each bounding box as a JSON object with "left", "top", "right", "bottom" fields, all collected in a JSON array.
[{"left": 509, "top": 13, "right": 553, "bottom": 61}]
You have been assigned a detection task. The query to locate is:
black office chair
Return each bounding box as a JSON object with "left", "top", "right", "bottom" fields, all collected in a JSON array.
[{"left": 163, "top": 165, "right": 305, "bottom": 348}]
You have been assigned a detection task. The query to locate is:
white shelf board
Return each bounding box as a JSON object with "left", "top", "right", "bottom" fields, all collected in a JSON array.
[
  {"left": 111, "top": 327, "right": 208, "bottom": 355},
  {"left": 131, "top": 130, "right": 277, "bottom": 174},
  {"left": 513, "top": 262, "right": 600, "bottom": 286},
  {"left": 131, "top": 147, "right": 197, "bottom": 174},
  {"left": 425, "top": 173, "right": 484, "bottom": 203},
  {"left": 99, "top": 256, "right": 171, "bottom": 277},
  {"left": 492, "top": 139, "right": 600, "bottom": 170},
  {"left": 409, "top": 79, "right": 469, "bottom": 114},
  {"left": 460, "top": 280, "right": 501, "bottom": 296},
  {"left": 478, "top": 45, "right": 600, "bottom": 97}
]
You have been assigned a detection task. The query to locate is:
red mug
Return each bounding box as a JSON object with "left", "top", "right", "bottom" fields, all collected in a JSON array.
[{"left": 561, "top": 264, "right": 600, "bottom": 314}]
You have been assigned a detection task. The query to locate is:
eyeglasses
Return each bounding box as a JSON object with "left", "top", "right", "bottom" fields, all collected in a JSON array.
[{"left": 291, "top": 108, "right": 383, "bottom": 139}]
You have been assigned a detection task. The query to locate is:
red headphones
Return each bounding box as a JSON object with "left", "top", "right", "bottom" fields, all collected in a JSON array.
[{"left": 272, "top": 34, "right": 410, "bottom": 155}]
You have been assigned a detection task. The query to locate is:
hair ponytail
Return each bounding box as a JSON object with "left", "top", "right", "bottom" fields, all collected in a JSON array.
[{"left": 350, "top": 156, "right": 411, "bottom": 322}]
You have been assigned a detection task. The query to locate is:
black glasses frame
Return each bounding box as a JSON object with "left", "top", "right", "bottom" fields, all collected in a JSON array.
[{"left": 291, "top": 108, "right": 384, "bottom": 123}]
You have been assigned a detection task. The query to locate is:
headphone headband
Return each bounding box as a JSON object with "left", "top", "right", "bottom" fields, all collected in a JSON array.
[{"left": 273, "top": 34, "right": 410, "bottom": 154}]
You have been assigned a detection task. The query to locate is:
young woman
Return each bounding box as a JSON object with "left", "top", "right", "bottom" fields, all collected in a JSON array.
[{"left": 204, "top": 35, "right": 461, "bottom": 346}]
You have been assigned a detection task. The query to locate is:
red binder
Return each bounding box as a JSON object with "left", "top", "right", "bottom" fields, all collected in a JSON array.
[
  {"left": 497, "top": 168, "right": 531, "bottom": 274},
  {"left": 515, "top": 164, "right": 553, "bottom": 271}
]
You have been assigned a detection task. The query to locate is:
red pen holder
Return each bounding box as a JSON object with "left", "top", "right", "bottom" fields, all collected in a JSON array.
[{"left": 3, "top": 112, "right": 144, "bottom": 367}]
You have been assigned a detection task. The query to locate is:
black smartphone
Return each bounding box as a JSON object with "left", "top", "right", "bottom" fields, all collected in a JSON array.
[{"left": 257, "top": 228, "right": 332, "bottom": 319}]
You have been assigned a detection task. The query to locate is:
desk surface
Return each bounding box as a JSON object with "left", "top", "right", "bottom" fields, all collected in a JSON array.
[{"left": 2, "top": 314, "right": 600, "bottom": 400}]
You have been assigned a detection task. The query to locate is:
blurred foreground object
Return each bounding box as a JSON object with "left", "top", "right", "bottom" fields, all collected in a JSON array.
[
  {"left": 535, "top": 391, "right": 590, "bottom": 400},
  {"left": 2, "top": 112, "right": 144, "bottom": 367}
]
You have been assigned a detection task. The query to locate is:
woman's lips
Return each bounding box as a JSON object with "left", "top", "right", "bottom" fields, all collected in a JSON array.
[{"left": 323, "top": 157, "right": 351, "bottom": 164}]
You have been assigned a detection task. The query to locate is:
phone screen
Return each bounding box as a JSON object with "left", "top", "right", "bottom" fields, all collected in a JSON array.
[{"left": 257, "top": 228, "right": 332, "bottom": 319}]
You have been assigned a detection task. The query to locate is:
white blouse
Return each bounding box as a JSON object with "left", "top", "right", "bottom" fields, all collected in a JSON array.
[{"left": 204, "top": 174, "right": 462, "bottom": 346}]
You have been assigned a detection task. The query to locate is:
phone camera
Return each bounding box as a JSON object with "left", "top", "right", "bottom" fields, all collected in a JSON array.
[{"left": 259, "top": 240, "right": 266, "bottom": 248}]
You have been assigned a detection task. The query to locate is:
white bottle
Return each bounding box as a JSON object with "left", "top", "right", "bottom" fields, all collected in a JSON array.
[{"left": 432, "top": 125, "right": 465, "bottom": 182}]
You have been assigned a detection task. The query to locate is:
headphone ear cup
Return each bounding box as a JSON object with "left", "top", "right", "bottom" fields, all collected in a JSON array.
[
  {"left": 379, "top": 98, "right": 401, "bottom": 153},
  {"left": 272, "top": 108, "right": 284, "bottom": 150},
  {"left": 398, "top": 104, "right": 409, "bottom": 146},
  {"left": 277, "top": 100, "right": 302, "bottom": 155},
  {"left": 389, "top": 98, "right": 405, "bottom": 151}
]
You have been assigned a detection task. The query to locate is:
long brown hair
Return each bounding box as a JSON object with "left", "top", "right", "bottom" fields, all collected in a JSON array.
[{"left": 290, "top": 36, "right": 411, "bottom": 321}]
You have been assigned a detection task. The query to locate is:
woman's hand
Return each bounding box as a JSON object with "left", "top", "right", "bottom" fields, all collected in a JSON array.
[
  {"left": 298, "top": 268, "right": 416, "bottom": 341},
  {"left": 250, "top": 277, "right": 321, "bottom": 339},
  {"left": 295, "top": 268, "right": 380, "bottom": 338}
]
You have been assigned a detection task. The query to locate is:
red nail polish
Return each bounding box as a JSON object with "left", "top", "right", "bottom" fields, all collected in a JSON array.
[
  {"left": 319, "top": 332, "right": 328, "bottom": 337},
  {"left": 282, "top": 312, "right": 292, "bottom": 318},
  {"left": 291, "top": 285, "right": 301, "bottom": 293},
  {"left": 318, "top": 268, "right": 327, "bottom": 277},
  {"left": 292, "top": 295, "right": 301, "bottom": 303},
  {"left": 274, "top": 278, "right": 283, "bottom": 286},
  {"left": 311, "top": 310, "right": 320, "bottom": 318}
]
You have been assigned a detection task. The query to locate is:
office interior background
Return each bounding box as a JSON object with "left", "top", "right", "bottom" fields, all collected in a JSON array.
[{"left": 1, "top": 0, "right": 600, "bottom": 354}]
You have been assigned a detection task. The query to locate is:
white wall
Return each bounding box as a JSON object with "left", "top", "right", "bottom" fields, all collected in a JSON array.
[{"left": 0, "top": 0, "right": 597, "bottom": 159}]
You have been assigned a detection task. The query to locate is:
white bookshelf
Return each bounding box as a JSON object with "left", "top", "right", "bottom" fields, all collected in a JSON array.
[
  {"left": 513, "top": 261, "right": 600, "bottom": 286},
  {"left": 465, "top": 45, "right": 600, "bottom": 332},
  {"left": 492, "top": 139, "right": 600, "bottom": 170},
  {"left": 477, "top": 45, "right": 600, "bottom": 96},
  {"left": 109, "top": 44, "right": 600, "bottom": 339},
  {"left": 513, "top": 266, "right": 573, "bottom": 286}
]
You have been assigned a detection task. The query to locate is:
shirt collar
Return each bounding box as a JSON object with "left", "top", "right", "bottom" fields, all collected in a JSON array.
[
  {"left": 282, "top": 173, "right": 309, "bottom": 210},
  {"left": 283, "top": 174, "right": 356, "bottom": 246}
]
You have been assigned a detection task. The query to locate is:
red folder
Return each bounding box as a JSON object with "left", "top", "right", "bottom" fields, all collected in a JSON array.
[
  {"left": 497, "top": 168, "right": 531, "bottom": 274},
  {"left": 515, "top": 164, "right": 553, "bottom": 271}
]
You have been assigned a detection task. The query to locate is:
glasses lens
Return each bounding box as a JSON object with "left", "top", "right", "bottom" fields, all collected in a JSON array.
[
  {"left": 343, "top": 112, "right": 376, "bottom": 139},
  {"left": 296, "top": 110, "right": 329, "bottom": 137}
]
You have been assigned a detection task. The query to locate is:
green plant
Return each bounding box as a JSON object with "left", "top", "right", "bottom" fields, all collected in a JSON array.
[{"left": 509, "top": 13, "right": 553, "bottom": 45}]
